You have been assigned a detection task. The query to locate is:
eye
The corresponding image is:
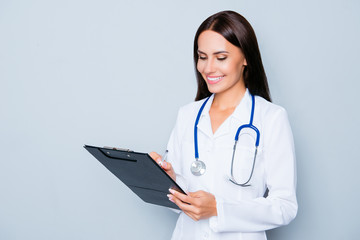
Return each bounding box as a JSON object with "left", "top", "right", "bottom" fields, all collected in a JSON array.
[
  {"left": 217, "top": 56, "right": 227, "bottom": 61},
  {"left": 198, "top": 55, "right": 207, "bottom": 60}
]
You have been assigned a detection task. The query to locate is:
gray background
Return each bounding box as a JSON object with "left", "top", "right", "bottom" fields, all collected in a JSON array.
[{"left": 1, "top": 0, "right": 359, "bottom": 239}]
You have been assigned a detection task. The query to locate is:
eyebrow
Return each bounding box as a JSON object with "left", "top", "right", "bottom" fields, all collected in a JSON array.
[{"left": 197, "top": 50, "right": 229, "bottom": 55}]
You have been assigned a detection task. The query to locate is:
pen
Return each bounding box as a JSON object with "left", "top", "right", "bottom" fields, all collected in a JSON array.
[{"left": 160, "top": 150, "right": 168, "bottom": 167}]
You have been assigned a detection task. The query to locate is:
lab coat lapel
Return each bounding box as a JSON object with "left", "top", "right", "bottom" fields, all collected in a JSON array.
[
  {"left": 197, "top": 95, "right": 214, "bottom": 139},
  {"left": 231, "top": 89, "right": 252, "bottom": 124}
]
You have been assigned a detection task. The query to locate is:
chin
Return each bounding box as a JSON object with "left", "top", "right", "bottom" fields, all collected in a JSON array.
[{"left": 206, "top": 87, "right": 223, "bottom": 95}]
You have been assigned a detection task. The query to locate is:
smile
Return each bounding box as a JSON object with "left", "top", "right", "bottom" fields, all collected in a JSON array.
[{"left": 207, "top": 75, "right": 224, "bottom": 84}]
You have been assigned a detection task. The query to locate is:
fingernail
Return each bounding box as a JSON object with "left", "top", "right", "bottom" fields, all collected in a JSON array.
[
  {"left": 162, "top": 162, "right": 167, "bottom": 168},
  {"left": 168, "top": 195, "right": 174, "bottom": 202},
  {"left": 169, "top": 189, "right": 175, "bottom": 194}
]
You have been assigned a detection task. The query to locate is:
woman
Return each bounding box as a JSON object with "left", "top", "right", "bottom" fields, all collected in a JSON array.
[{"left": 150, "top": 10, "right": 297, "bottom": 240}]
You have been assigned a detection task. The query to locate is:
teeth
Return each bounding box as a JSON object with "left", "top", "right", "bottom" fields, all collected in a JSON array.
[{"left": 208, "top": 76, "right": 223, "bottom": 81}]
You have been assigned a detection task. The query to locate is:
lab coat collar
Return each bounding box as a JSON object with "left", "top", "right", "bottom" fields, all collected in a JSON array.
[{"left": 197, "top": 89, "right": 252, "bottom": 139}]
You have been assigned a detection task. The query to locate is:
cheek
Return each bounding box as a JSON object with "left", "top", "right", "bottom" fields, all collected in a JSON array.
[
  {"left": 223, "top": 62, "right": 241, "bottom": 77},
  {"left": 222, "top": 62, "right": 236, "bottom": 74}
]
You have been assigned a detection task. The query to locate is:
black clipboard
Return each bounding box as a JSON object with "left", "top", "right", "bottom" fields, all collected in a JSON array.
[{"left": 84, "top": 145, "right": 185, "bottom": 209}]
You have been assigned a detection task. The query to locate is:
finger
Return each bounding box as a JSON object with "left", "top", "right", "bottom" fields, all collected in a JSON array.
[
  {"left": 169, "top": 194, "right": 198, "bottom": 213},
  {"left": 149, "top": 152, "right": 161, "bottom": 162},
  {"left": 169, "top": 194, "right": 203, "bottom": 221},
  {"left": 174, "top": 201, "right": 201, "bottom": 221},
  {"left": 169, "top": 189, "right": 193, "bottom": 205},
  {"left": 161, "top": 161, "right": 172, "bottom": 170}
]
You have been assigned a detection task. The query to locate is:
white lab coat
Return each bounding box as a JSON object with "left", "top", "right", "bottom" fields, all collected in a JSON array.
[{"left": 166, "top": 89, "right": 297, "bottom": 240}]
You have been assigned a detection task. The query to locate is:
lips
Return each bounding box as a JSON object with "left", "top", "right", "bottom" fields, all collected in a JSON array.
[{"left": 206, "top": 75, "right": 224, "bottom": 84}]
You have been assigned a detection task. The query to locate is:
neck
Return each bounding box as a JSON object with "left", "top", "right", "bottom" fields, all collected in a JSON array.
[{"left": 212, "top": 85, "right": 246, "bottom": 110}]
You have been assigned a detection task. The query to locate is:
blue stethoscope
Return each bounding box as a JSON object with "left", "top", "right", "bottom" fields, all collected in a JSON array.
[{"left": 191, "top": 94, "right": 260, "bottom": 187}]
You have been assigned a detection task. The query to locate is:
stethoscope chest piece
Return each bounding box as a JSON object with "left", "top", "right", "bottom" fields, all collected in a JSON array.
[{"left": 190, "top": 159, "right": 206, "bottom": 176}]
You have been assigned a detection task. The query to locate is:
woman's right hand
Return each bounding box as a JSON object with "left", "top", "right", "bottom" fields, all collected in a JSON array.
[{"left": 149, "top": 152, "right": 176, "bottom": 181}]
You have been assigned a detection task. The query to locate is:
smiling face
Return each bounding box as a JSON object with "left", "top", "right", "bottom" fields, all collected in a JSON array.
[{"left": 196, "top": 30, "right": 247, "bottom": 97}]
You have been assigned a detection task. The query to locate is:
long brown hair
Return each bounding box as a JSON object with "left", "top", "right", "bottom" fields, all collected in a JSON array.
[{"left": 194, "top": 11, "right": 271, "bottom": 102}]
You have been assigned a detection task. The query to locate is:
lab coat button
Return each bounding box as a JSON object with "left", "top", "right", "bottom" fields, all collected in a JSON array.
[{"left": 203, "top": 232, "right": 209, "bottom": 239}]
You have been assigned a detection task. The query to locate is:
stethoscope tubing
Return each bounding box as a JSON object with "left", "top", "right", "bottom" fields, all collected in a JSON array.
[
  {"left": 193, "top": 93, "right": 260, "bottom": 186},
  {"left": 194, "top": 97, "right": 210, "bottom": 160}
]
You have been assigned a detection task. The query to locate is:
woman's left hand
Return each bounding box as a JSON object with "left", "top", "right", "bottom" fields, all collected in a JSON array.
[{"left": 168, "top": 189, "right": 217, "bottom": 221}]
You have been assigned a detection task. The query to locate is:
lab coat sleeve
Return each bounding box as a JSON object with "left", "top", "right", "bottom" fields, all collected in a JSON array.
[{"left": 209, "top": 108, "right": 298, "bottom": 233}]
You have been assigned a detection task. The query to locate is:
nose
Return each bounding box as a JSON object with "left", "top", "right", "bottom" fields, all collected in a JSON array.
[{"left": 203, "top": 58, "right": 215, "bottom": 74}]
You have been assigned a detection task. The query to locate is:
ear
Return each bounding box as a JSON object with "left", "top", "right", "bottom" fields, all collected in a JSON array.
[{"left": 243, "top": 58, "right": 247, "bottom": 66}]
